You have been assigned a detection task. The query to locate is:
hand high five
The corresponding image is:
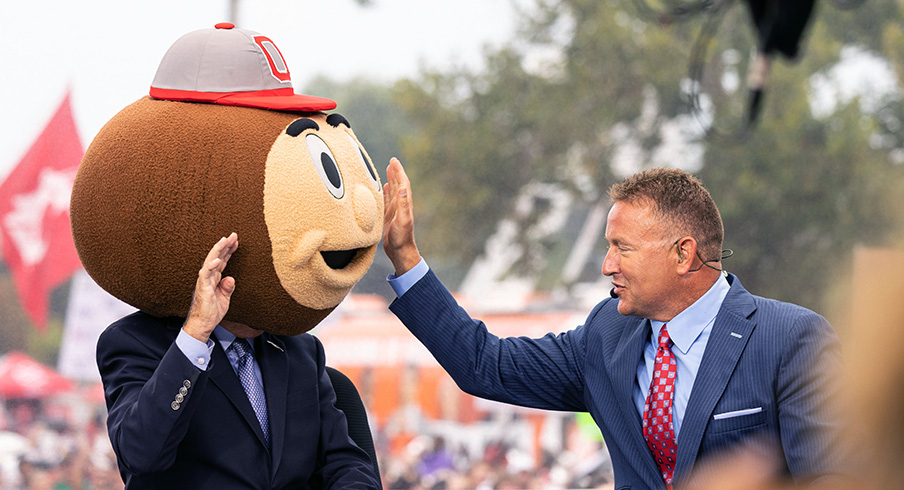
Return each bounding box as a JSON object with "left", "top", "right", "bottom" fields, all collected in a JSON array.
[{"left": 382, "top": 158, "right": 421, "bottom": 276}]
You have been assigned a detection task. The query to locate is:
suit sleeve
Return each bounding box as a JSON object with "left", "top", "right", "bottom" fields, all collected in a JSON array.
[
  {"left": 96, "top": 318, "right": 209, "bottom": 475},
  {"left": 309, "top": 337, "right": 382, "bottom": 490},
  {"left": 776, "top": 310, "right": 850, "bottom": 483},
  {"left": 390, "top": 269, "right": 588, "bottom": 411}
]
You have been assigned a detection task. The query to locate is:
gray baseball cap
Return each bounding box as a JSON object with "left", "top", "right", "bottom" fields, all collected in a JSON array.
[{"left": 149, "top": 23, "right": 336, "bottom": 112}]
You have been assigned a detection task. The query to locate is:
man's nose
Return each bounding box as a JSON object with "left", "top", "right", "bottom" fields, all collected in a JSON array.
[{"left": 601, "top": 249, "right": 617, "bottom": 276}]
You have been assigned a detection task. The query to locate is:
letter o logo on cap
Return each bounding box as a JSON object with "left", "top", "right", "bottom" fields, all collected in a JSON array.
[{"left": 253, "top": 35, "right": 291, "bottom": 83}]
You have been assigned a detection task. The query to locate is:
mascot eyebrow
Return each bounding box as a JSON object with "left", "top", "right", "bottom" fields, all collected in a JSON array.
[
  {"left": 286, "top": 113, "right": 352, "bottom": 137},
  {"left": 286, "top": 118, "right": 319, "bottom": 137},
  {"left": 326, "top": 113, "right": 351, "bottom": 128}
]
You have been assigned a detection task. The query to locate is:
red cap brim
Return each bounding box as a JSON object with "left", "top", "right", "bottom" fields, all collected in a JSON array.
[{"left": 149, "top": 87, "right": 337, "bottom": 112}]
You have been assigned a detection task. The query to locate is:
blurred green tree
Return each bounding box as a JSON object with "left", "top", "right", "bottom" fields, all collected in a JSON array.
[{"left": 390, "top": 0, "right": 904, "bottom": 313}]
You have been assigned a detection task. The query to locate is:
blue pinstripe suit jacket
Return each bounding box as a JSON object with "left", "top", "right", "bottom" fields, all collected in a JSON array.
[{"left": 390, "top": 271, "right": 848, "bottom": 490}]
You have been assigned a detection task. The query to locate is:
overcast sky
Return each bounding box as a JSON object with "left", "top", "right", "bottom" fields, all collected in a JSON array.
[
  {"left": 4, "top": 0, "right": 898, "bottom": 184},
  {"left": 0, "top": 0, "right": 520, "bottom": 180}
]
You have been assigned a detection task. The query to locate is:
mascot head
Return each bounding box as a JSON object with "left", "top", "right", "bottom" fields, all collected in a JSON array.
[{"left": 70, "top": 23, "right": 383, "bottom": 335}]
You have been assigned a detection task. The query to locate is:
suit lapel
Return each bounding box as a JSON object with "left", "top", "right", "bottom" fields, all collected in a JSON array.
[
  {"left": 609, "top": 315, "right": 663, "bottom": 481},
  {"left": 257, "top": 334, "right": 288, "bottom": 479},
  {"left": 209, "top": 339, "right": 270, "bottom": 451},
  {"left": 675, "top": 276, "right": 757, "bottom": 481}
]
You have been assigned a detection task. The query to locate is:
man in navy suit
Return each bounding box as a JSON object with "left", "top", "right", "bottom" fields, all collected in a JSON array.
[
  {"left": 381, "top": 159, "right": 848, "bottom": 489},
  {"left": 97, "top": 233, "right": 381, "bottom": 489}
]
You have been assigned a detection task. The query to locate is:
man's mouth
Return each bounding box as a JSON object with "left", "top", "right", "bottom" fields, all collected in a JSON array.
[{"left": 321, "top": 249, "right": 361, "bottom": 269}]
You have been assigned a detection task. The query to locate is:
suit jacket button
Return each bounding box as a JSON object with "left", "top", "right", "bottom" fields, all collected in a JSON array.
[
  {"left": 171, "top": 401, "right": 180, "bottom": 411},
  {"left": 179, "top": 386, "right": 188, "bottom": 396},
  {"left": 183, "top": 380, "right": 191, "bottom": 389},
  {"left": 175, "top": 394, "right": 184, "bottom": 403}
]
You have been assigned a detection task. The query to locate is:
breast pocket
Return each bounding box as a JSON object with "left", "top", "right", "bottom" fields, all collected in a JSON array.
[{"left": 709, "top": 407, "right": 767, "bottom": 433}]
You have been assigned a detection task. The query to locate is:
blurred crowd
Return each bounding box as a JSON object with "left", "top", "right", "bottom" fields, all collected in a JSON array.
[
  {"left": 378, "top": 432, "right": 613, "bottom": 490},
  {"left": 0, "top": 398, "right": 121, "bottom": 490},
  {"left": 0, "top": 393, "right": 614, "bottom": 490}
]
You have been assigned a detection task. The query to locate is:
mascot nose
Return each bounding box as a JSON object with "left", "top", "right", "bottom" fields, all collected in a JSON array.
[{"left": 352, "top": 184, "right": 379, "bottom": 234}]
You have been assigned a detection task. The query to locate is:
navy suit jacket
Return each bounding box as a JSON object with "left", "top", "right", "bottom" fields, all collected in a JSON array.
[
  {"left": 96, "top": 311, "right": 380, "bottom": 490},
  {"left": 390, "top": 271, "right": 847, "bottom": 490}
]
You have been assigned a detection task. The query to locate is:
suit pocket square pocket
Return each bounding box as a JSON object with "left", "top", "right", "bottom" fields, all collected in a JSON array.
[
  {"left": 710, "top": 407, "right": 766, "bottom": 434},
  {"left": 713, "top": 407, "right": 763, "bottom": 420}
]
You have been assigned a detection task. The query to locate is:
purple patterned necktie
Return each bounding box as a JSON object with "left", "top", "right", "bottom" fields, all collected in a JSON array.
[
  {"left": 229, "top": 338, "right": 271, "bottom": 447},
  {"left": 642, "top": 324, "right": 678, "bottom": 489}
]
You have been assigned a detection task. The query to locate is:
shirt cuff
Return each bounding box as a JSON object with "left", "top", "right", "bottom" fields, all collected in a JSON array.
[
  {"left": 387, "top": 258, "right": 428, "bottom": 298},
  {"left": 176, "top": 328, "right": 215, "bottom": 370}
]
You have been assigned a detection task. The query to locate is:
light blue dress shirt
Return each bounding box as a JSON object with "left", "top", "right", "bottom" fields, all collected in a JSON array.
[
  {"left": 390, "top": 258, "right": 731, "bottom": 438},
  {"left": 176, "top": 327, "right": 214, "bottom": 369},
  {"left": 387, "top": 257, "right": 429, "bottom": 298},
  {"left": 633, "top": 274, "right": 730, "bottom": 436}
]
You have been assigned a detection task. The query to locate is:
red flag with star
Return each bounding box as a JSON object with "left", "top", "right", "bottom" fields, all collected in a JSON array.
[{"left": 0, "top": 92, "right": 84, "bottom": 330}]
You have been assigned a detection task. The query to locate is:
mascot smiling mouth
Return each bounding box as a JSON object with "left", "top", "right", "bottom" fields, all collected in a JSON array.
[{"left": 322, "top": 249, "right": 361, "bottom": 269}]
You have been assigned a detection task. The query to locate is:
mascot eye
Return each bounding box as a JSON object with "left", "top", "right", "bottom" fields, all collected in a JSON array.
[
  {"left": 346, "top": 134, "right": 379, "bottom": 190},
  {"left": 306, "top": 134, "right": 344, "bottom": 199}
]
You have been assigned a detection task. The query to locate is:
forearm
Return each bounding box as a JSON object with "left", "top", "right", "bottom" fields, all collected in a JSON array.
[
  {"left": 99, "top": 331, "right": 206, "bottom": 474},
  {"left": 390, "top": 269, "right": 586, "bottom": 410}
]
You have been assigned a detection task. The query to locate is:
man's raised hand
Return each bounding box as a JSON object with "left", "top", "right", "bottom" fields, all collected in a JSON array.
[
  {"left": 382, "top": 158, "right": 421, "bottom": 276},
  {"left": 183, "top": 232, "right": 239, "bottom": 343}
]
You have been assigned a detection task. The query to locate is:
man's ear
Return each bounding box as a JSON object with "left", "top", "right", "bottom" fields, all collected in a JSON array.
[{"left": 675, "top": 236, "right": 697, "bottom": 274}]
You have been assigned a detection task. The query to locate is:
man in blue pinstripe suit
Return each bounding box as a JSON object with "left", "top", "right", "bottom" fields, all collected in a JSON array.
[{"left": 381, "top": 158, "right": 850, "bottom": 489}]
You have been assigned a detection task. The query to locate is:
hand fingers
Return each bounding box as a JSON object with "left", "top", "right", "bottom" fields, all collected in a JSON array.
[
  {"left": 383, "top": 160, "right": 396, "bottom": 214},
  {"left": 384, "top": 159, "right": 404, "bottom": 229},
  {"left": 383, "top": 182, "right": 395, "bottom": 229},
  {"left": 219, "top": 276, "right": 236, "bottom": 297},
  {"left": 220, "top": 232, "right": 239, "bottom": 264},
  {"left": 210, "top": 233, "right": 238, "bottom": 265},
  {"left": 198, "top": 233, "right": 238, "bottom": 286},
  {"left": 203, "top": 237, "right": 227, "bottom": 267},
  {"left": 386, "top": 158, "right": 401, "bottom": 199},
  {"left": 185, "top": 234, "right": 239, "bottom": 340},
  {"left": 392, "top": 162, "right": 413, "bottom": 229},
  {"left": 383, "top": 181, "right": 391, "bottom": 211},
  {"left": 389, "top": 157, "right": 410, "bottom": 190},
  {"left": 386, "top": 158, "right": 412, "bottom": 221},
  {"left": 387, "top": 158, "right": 411, "bottom": 202}
]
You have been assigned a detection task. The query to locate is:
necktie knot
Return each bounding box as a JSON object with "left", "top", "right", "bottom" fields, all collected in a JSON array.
[
  {"left": 658, "top": 325, "right": 673, "bottom": 350},
  {"left": 229, "top": 338, "right": 253, "bottom": 368},
  {"left": 231, "top": 337, "right": 252, "bottom": 358}
]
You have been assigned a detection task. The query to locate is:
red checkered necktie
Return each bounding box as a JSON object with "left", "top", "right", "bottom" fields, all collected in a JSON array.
[{"left": 643, "top": 324, "right": 678, "bottom": 489}]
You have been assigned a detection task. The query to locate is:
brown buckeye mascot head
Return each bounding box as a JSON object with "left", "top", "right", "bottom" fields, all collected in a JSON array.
[{"left": 70, "top": 24, "right": 383, "bottom": 335}]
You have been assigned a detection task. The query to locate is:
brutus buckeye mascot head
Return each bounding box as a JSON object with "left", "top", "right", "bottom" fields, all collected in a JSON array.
[{"left": 70, "top": 23, "right": 383, "bottom": 335}]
